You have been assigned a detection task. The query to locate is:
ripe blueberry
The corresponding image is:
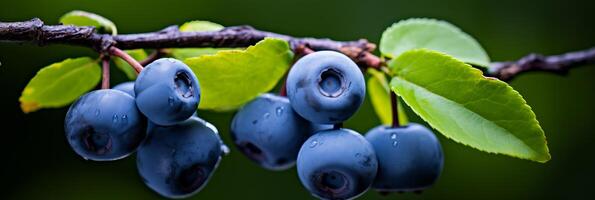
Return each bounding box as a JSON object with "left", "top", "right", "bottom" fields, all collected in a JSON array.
[
  {"left": 297, "top": 128, "right": 377, "bottom": 199},
  {"left": 365, "top": 123, "right": 444, "bottom": 192},
  {"left": 286, "top": 51, "right": 365, "bottom": 124},
  {"left": 113, "top": 81, "right": 135, "bottom": 97},
  {"left": 137, "top": 117, "right": 225, "bottom": 198},
  {"left": 231, "top": 93, "right": 325, "bottom": 170},
  {"left": 64, "top": 89, "right": 146, "bottom": 161},
  {"left": 134, "top": 58, "right": 200, "bottom": 126}
]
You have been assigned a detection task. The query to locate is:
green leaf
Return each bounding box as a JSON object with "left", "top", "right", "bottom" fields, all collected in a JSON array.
[
  {"left": 185, "top": 38, "right": 293, "bottom": 111},
  {"left": 380, "top": 18, "right": 490, "bottom": 67},
  {"left": 171, "top": 48, "right": 234, "bottom": 60},
  {"left": 367, "top": 68, "right": 408, "bottom": 126},
  {"left": 170, "top": 21, "right": 234, "bottom": 60},
  {"left": 19, "top": 57, "right": 101, "bottom": 113},
  {"left": 59, "top": 10, "right": 117, "bottom": 35},
  {"left": 389, "top": 49, "right": 550, "bottom": 162},
  {"left": 179, "top": 20, "right": 224, "bottom": 32},
  {"left": 113, "top": 49, "right": 147, "bottom": 80}
]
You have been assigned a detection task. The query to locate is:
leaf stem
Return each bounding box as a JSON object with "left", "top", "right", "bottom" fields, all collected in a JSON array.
[
  {"left": 391, "top": 91, "right": 400, "bottom": 128},
  {"left": 108, "top": 47, "right": 143, "bottom": 74},
  {"left": 101, "top": 56, "right": 110, "bottom": 89}
]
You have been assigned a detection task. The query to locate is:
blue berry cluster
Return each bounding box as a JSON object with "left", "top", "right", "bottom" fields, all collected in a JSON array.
[
  {"left": 232, "top": 51, "right": 444, "bottom": 200},
  {"left": 65, "top": 52, "right": 444, "bottom": 200},
  {"left": 65, "top": 58, "right": 227, "bottom": 198}
]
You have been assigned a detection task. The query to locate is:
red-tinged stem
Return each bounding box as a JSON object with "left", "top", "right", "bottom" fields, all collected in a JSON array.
[
  {"left": 279, "top": 79, "right": 287, "bottom": 97},
  {"left": 108, "top": 46, "right": 143, "bottom": 73},
  {"left": 139, "top": 49, "right": 165, "bottom": 66},
  {"left": 101, "top": 56, "right": 110, "bottom": 89}
]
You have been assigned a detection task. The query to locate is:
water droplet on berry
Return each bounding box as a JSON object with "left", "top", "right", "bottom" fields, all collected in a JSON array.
[
  {"left": 355, "top": 153, "right": 361, "bottom": 157},
  {"left": 392, "top": 141, "right": 398, "bottom": 147},
  {"left": 309, "top": 140, "right": 318, "bottom": 148},
  {"left": 95, "top": 109, "right": 100, "bottom": 116},
  {"left": 263, "top": 112, "right": 270, "bottom": 119},
  {"left": 220, "top": 144, "right": 230, "bottom": 155},
  {"left": 168, "top": 96, "right": 175, "bottom": 106},
  {"left": 112, "top": 114, "right": 119, "bottom": 123},
  {"left": 275, "top": 107, "right": 284, "bottom": 116},
  {"left": 390, "top": 133, "right": 397, "bottom": 140},
  {"left": 167, "top": 58, "right": 177, "bottom": 63},
  {"left": 121, "top": 115, "right": 128, "bottom": 124}
]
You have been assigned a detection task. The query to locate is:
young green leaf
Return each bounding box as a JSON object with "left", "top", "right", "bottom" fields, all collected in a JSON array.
[
  {"left": 389, "top": 49, "right": 550, "bottom": 162},
  {"left": 179, "top": 20, "right": 224, "bottom": 32},
  {"left": 113, "top": 49, "right": 147, "bottom": 80},
  {"left": 20, "top": 57, "right": 101, "bottom": 113},
  {"left": 367, "top": 68, "right": 408, "bottom": 126},
  {"left": 185, "top": 38, "right": 293, "bottom": 111},
  {"left": 59, "top": 10, "right": 117, "bottom": 35},
  {"left": 171, "top": 48, "right": 234, "bottom": 60},
  {"left": 380, "top": 18, "right": 490, "bottom": 67},
  {"left": 170, "top": 21, "right": 236, "bottom": 60}
]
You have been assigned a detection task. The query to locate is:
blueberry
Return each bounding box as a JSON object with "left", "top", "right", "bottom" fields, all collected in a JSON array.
[
  {"left": 231, "top": 93, "right": 323, "bottom": 170},
  {"left": 365, "top": 123, "right": 444, "bottom": 192},
  {"left": 137, "top": 117, "right": 225, "bottom": 198},
  {"left": 113, "top": 81, "right": 135, "bottom": 97},
  {"left": 64, "top": 89, "right": 146, "bottom": 161},
  {"left": 286, "top": 51, "right": 365, "bottom": 124},
  {"left": 135, "top": 58, "right": 200, "bottom": 126},
  {"left": 297, "top": 128, "right": 377, "bottom": 199}
]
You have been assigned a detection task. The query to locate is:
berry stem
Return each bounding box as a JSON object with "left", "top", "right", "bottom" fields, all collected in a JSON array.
[
  {"left": 139, "top": 49, "right": 165, "bottom": 66},
  {"left": 333, "top": 123, "right": 343, "bottom": 130},
  {"left": 390, "top": 91, "right": 400, "bottom": 128},
  {"left": 101, "top": 56, "right": 110, "bottom": 89},
  {"left": 279, "top": 79, "right": 287, "bottom": 97},
  {"left": 108, "top": 47, "right": 143, "bottom": 74}
]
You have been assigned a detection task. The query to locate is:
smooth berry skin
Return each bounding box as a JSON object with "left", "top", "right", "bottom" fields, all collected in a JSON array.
[
  {"left": 134, "top": 58, "right": 201, "bottom": 126},
  {"left": 230, "top": 93, "right": 325, "bottom": 170},
  {"left": 297, "top": 128, "right": 378, "bottom": 200},
  {"left": 113, "top": 81, "right": 135, "bottom": 97},
  {"left": 365, "top": 123, "right": 444, "bottom": 192},
  {"left": 64, "top": 89, "right": 146, "bottom": 161},
  {"left": 286, "top": 51, "right": 365, "bottom": 124},
  {"left": 137, "top": 117, "right": 225, "bottom": 199}
]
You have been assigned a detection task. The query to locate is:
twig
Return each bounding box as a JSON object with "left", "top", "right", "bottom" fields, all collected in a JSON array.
[
  {"left": 0, "top": 18, "right": 378, "bottom": 69},
  {"left": 488, "top": 47, "right": 595, "bottom": 81},
  {"left": 1, "top": 18, "right": 593, "bottom": 80}
]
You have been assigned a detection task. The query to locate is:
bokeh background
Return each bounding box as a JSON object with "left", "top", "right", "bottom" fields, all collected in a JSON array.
[{"left": 1, "top": 0, "right": 594, "bottom": 199}]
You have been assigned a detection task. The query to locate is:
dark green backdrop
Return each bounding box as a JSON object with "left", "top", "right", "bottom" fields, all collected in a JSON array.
[{"left": 1, "top": 0, "right": 594, "bottom": 199}]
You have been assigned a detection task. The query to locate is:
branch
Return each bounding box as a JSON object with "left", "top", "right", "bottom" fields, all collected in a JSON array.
[
  {"left": 0, "top": 18, "right": 379, "bottom": 69},
  {"left": 1, "top": 18, "right": 593, "bottom": 81},
  {"left": 487, "top": 48, "right": 595, "bottom": 81}
]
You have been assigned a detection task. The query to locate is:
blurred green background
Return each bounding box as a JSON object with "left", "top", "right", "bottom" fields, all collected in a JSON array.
[{"left": 1, "top": 0, "right": 594, "bottom": 199}]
